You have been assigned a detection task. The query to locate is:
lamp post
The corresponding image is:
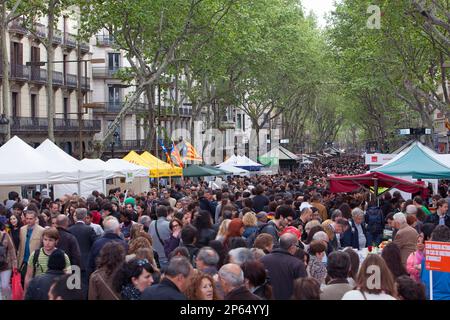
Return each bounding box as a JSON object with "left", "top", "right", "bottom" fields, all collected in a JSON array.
[
  {"left": 110, "top": 131, "right": 119, "bottom": 159},
  {"left": 26, "top": 58, "right": 105, "bottom": 159}
]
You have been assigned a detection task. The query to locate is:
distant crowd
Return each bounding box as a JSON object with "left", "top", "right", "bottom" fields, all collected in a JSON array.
[{"left": 0, "top": 155, "right": 449, "bottom": 300}]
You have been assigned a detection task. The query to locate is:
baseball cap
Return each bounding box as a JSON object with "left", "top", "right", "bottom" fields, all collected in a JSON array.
[{"left": 299, "top": 202, "right": 312, "bottom": 211}]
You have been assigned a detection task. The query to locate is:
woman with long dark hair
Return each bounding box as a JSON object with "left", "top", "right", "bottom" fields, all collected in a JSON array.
[
  {"left": 113, "top": 258, "right": 155, "bottom": 300},
  {"left": 241, "top": 260, "right": 273, "bottom": 300},
  {"left": 193, "top": 210, "right": 216, "bottom": 248},
  {"left": 381, "top": 242, "right": 408, "bottom": 279}
]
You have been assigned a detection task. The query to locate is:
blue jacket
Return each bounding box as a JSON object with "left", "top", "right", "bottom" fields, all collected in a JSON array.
[
  {"left": 421, "top": 259, "right": 450, "bottom": 300},
  {"left": 87, "top": 232, "right": 128, "bottom": 275},
  {"left": 341, "top": 219, "right": 367, "bottom": 250}
]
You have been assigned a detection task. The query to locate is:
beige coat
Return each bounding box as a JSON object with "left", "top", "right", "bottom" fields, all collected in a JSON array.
[
  {"left": 394, "top": 224, "right": 418, "bottom": 267},
  {"left": 1, "top": 231, "right": 17, "bottom": 270},
  {"left": 18, "top": 224, "right": 45, "bottom": 267}
]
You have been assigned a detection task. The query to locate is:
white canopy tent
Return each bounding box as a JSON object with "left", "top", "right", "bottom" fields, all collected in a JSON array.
[
  {"left": 215, "top": 163, "right": 250, "bottom": 175},
  {"left": 105, "top": 159, "right": 149, "bottom": 178},
  {"left": 0, "top": 136, "right": 80, "bottom": 186}
]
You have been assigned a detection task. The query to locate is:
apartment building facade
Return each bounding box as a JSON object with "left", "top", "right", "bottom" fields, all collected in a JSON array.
[
  {"left": 0, "top": 14, "right": 283, "bottom": 164},
  {"left": 0, "top": 15, "right": 99, "bottom": 157}
]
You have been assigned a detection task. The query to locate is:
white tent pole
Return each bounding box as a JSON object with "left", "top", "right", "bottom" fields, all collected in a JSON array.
[{"left": 77, "top": 181, "right": 81, "bottom": 196}]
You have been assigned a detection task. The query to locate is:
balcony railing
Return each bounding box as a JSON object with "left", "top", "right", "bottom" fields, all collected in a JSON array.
[
  {"left": 80, "top": 42, "right": 90, "bottom": 52},
  {"left": 52, "top": 29, "right": 63, "bottom": 45},
  {"left": 10, "top": 64, "right": 30, "bottom": 81},
  {"left": 10, "top": 117, "right": 101, "bottom": 133},
  {"left": 52, "top": 70, "right": 63, "bottom": 85},
  {"left": 65, "top": 74, "right": 77, "bottom": 88},
  {"left": 92, "top": 66, "right": 122, "bottom": 78},
  {"left": 111, "top": 140, "right": 147, "bottom": 152},
  {"left": 96, "top": 35, "right": 115, "bottom": 46},
  {"left": 64, "top": 33, "right": 77, "bottom": 48},
  {"left": 30, "top": 67, "right": 47, "bottom": 83},
  {"left": 36, "top": 24, "right": 47, "bottom": 38},
  {"left": 9, "top": 18, "right": 27, "bottom": 35},
  {"left": 81, "top": 77, "right": 90, "bottom": 90}
]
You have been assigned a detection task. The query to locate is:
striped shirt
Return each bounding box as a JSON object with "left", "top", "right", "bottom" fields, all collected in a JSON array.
[{"left": 28, "top": 248, "right": 72, "bottom": 277}]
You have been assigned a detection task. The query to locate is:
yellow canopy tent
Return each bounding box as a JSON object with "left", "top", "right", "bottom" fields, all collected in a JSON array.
[
  {"left": 122, "top": 151, "right": 178, "bottom": 178},
  {"left": 140, "top": 151, "right": 182, "bottom": 177}
]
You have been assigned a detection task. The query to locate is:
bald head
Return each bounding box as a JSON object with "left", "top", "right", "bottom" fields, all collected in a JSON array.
[
  {"left": 279, "top": 233, "right": 298, "bottom": 251},
  {"left": 218, "top": 263, "right": 244, "bottom": 292},
  {"left": 56, "top": 214, "right": 69, "bottom": 229}
]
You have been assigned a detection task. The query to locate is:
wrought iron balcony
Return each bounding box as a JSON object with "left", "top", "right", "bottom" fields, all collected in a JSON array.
[
  {"left": 110, "top": 139, "right": 147, "bottom": 152},
  {"left": 52, "top": 29, "right": 63, "bottom": 45},
  {"left": 10, "top": 117, "right": 101, "bottom": 133},
  {"left": 65, "top": 73, "right": 77, "bottom": 88},
  {"left": 80, "top": 41, "right": 90, "bottom": 52},
  {"left": 29, "top": 67, "right": 47, "bottom": 83},
  {"left": 96, "top": 35, "right": 115, "bottom": 46},
  {"left": 52, "top": 70, "right": 63, "bottom": 85},
  {"left": 10, "top": 64, "right": 30, "bottom": 81},
  {"left": 9, "top": 18, "right": 27, "bottom": 35},
  {"left": 64, "top": 33, "right": 77, "bottom": 48},
  {"left": 92, "top": 66, "right": 122, "bottom": 78},
  {"left": 36, "top": 23, "right": 47, "bottom": 38},
  {"left": 81, "top": 76, "right": 90, "bottom": 90}
]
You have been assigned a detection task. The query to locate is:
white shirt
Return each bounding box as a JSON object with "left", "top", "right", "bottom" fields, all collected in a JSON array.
[{"left": 342, "top": 290, "right": 396, "bottom": 300}]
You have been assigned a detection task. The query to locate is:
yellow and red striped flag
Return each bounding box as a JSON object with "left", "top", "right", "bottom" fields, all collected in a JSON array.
[{"left": 183, "top": 141, "right": 202, "bottom": 162}]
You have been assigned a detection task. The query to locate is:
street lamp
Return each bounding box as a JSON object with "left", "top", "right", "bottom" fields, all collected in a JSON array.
[{"left": 110, "top": 131, "right": 119, "bottom": 159}]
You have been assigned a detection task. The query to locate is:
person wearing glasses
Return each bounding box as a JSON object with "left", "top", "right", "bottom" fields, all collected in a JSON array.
[
  {"left": 113, "top": 258, "right": 155, "bottom": 300},
  {"left": 163, "top": 218, "right": 183, "bottom": 258}
]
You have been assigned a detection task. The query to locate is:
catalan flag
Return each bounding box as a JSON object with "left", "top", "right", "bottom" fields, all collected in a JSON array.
[
  {"left": 171, "top": 141, "right": 184, "bottom": 168},
  {"left": 445, "top": 118, "right": 450, "bottom": 131},
  {"left": 183, "top": 141, "right": 202, "bottom": 162}
]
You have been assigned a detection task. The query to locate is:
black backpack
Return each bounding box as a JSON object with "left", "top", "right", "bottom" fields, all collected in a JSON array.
[
  {"left": 0, "top": 233, "right": 7, "bottom": 271},
  {"left": 365, "top": 206, "right": 384, "bottom": 235},
  {"left": 32, "top": 248, "right": 43, "bottom": 277},
  {"left": 246, "top": 223, "right": 278, "bottom": 248}
]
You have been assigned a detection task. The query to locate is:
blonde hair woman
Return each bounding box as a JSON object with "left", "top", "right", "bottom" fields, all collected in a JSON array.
[
  {"left": 242, "top": 212, "right": 258, "bottom": 239},
  {"left": 215, "top": 219, "right": 231, "bottom": 243}
]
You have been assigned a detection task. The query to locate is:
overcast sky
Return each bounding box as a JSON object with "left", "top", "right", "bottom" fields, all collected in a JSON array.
[{"left": 302, "top": 0, "right": 336, "bottom": 28}]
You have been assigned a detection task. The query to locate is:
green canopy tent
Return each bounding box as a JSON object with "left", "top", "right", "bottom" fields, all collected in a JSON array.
[
  {"left": 182, "top": 164, "right": 231, "bottom": 177},
  {"left": 372, "top": 141, "right": 450, "bottom": 179}
]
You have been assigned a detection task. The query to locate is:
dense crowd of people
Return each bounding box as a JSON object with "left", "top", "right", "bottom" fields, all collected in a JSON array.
[{"left": 0, "top": 155, "right": 449, "bottom": 300}]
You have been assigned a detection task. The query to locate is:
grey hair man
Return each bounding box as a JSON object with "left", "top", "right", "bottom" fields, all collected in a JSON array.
[
  {"left": 87, "top": 216, "right": 128, "bottom": 275},
  {"left": 227, "top": 248, "right": 255, "bottom": 266},
  {"left": 393, "top": 212, "right": 418, "bottom": 266},
  {"left": 195, "top": 247, "right": 220, "bottom": 275},
  {"left": 141, "top": 256, "right": 193, "bottom": 300},
  {"left": 218, "top": 263, "right": 260, "bottom": 300}
]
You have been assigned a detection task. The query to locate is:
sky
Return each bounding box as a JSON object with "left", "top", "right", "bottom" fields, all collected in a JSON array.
[{"left": 301, "top": 0, "right": 336, "bottom": 28}]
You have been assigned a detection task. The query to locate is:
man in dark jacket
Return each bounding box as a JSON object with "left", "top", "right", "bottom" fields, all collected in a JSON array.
[
  {"left": 198, "top": 189, "right": 217, "bottom": 221},
  {"left": 260, "top": 233, "right": 307, "bottom": 300},
  {"left": 141, "top": 256, "right": 192, "bottom": 300},
  {"left": 55, "top": 214, "right": 81, "bottom": 268},
  {"left": 87, "top": 216, "right": 128, "bottom": 275},
  {"left": 25, "top": 249, "right": 66, "bottom": 300},
  {"left": 68, "top": 208, "right": 97, "bottom": 298},
  {"left": 425, "top": 199, "right": 450, "bottom": 229},
  {"left": 252, "top": 185, "right": 269, "bottom": 213},
  {"left": 219, "top": 263, "right": 260, "bottom": 300},
  {"left": 179, "top": 225, "right": 199, "bottom": 266}
]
